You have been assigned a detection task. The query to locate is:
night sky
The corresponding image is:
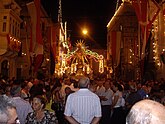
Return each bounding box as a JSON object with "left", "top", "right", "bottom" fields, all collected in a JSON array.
[{"left": 42, "top": 0, "right": 117, "bottom": 48}]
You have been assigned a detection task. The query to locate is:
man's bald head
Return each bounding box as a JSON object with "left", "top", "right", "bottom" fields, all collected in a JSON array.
[
  {"left": 126, "top": 99, "right": 165, "bottom": 124},
  {"left": 78, "top": 77, "right": 90, "bottom": 88}
]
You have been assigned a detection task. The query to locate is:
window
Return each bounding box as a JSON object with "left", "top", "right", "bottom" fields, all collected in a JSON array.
[
  {"left": 12, "top": 20, "right": 15, "bottom": 35},
  {"left": 13, "top": 25, "right": 14, "bottom": 35},
  {"left": 2, "top": 22, "right": 6, "bottom": 32},
  {"left": 9, "top": 24, "right": 11, "bottom": 33},
  {"left": 3, "top": 16, "right": 7, "bottom": 19}
]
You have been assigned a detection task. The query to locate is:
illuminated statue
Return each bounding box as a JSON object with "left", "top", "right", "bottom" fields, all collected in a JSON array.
[{"left": 55, "top": 40, "right": 104, "bottom": 78}]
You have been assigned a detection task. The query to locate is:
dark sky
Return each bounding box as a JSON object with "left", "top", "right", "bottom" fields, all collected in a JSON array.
[{"left": 42, "top": 0, "right": 117, "bottom": 48}]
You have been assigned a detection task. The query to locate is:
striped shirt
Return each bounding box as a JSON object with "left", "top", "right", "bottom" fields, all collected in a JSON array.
[{"left": 64, "top": 89, "right": 102, "bottom": 124}]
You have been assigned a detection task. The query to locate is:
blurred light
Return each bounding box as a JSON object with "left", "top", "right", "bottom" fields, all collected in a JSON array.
[{"left": 82, "top": 29, "right": 88, "bottom": 35}]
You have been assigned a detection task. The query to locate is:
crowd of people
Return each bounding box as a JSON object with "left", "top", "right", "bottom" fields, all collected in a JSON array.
[{"left": 0, "top": 75, "right": 165, "bottom": 124}]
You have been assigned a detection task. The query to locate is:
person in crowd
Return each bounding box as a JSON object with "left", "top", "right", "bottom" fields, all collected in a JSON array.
[
  {"left": 64, "top": 87, "right": 74, "bottom": 104},
  {"left": 89, "top": 80, "right": 97, "bottom": 93},
  {"left": 26, "top": 95, "right": 58, "bottom": 124},
  {"left": 64, "top": 77, "right": 102, "bottom": 124},
  {"left": 10, "top": 82, "right": 33, "bottom": 124},
  {"left": 0, "top": 78, "right": 7, "bottom": 94},
  {"left": 137, "top": 84, "right": 149, "bottom": 99},
  {"left": 44, "top": 78, "right": 51, "bottom": 103},
  {"left": 95, "top": 79, "right": 105, "bottom": 96},
  {"left": 60, "top": 78, "right": 76, "bottom": 100},
  {"left": 5, "top": 84, "right": 12, "bottom": 97},
  {"left": 21, "top": 81, "right": 31, "bottom": 101},
  {"left": 125, "top": 84, "right": 142, "bottom": 114},
  {"left": 99, "top": 80, "right": 114, "bottom": 124},
  {"left": 0, "top": 95, "right": 20, "bottom": 124},
  {"left": 51, "top": 78, "right": 64, "bottom": 124},
  {"left": 126, "top": 99, "right": 165, "bottom": 124},
  {"left": 111, "top": 82, "right": 125, "bottom": 124},
  {"left": 64, "top": 87, "right": 74, "bottom": 124},
  {"left": 29, "top": 79, "right": 45, "bottom": 99}
]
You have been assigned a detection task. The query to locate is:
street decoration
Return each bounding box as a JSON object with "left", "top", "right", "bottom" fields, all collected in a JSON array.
[
  {"left": 8, "top": 35, "right": 21, "bottom": 52},
  {"left": 152, "top": 18, "right": 161, "bottom": 67},
  {"left": 55, "top": 40, "right": 104, "bottom": 77}
]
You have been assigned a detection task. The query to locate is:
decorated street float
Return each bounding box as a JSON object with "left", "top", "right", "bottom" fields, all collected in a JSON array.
[{"left": 55, "top": 40, "right": 104, "bottom": 80}]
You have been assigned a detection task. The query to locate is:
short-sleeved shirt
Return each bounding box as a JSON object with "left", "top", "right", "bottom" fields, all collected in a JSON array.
[
  {"left": 96, "top": 86, "right": 105, "bottom": 96},
  {"left": 64, "top": 89, "right": 102, "bottom": 124},
  {"left": 100, "top": 88, "right": 114, "bottom": 105},
  {"left": 113, "top": 90, "right": 123, "bottom": 108}
]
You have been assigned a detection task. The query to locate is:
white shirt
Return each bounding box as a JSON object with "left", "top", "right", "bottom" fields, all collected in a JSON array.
[
  {"left": 113, "top": 90, "right": 123, "bottom": 108},
  {"left": 64, "top": 89, "right": 102, "bottom": 124},
  {"left": 100, "top": 88, "right": 113, "bottom": 106},
  {"left": 96, "top": 86, "right": 105, "bottom": 96}
]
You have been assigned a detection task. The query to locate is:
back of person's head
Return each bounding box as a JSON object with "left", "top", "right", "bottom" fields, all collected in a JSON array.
[
  {"left": 10, "top": 84, "right": 21, "bottom": 97},
  {"left": 78, "top": 77, "right": 90, "bottom": 88},
  {"left": 0, "top": 95, "right": 18, "bottom": 123},
  {"left": 126, "top": 99, "right": 165, "bottom": 124}
]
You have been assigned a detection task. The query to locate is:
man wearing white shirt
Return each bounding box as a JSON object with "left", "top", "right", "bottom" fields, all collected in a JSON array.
[
  {"left": 99, "top": 80, "right": 113, "bottom": 124},
  {"left": 96, "top": 80, "right": 105, "bottom": 96},
  {"left": 64, "top": 77, "right": 102, "bottom": 124}
]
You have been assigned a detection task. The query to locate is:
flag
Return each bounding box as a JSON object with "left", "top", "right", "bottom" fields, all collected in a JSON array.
[
  {"left": 47, "top": 24, "right": 60, "bottom": 75},
  {"left": 111, "top": 31, "right": 121, "bottom": 67},
  {"left": 132, "top": 0, "right": 160, "bottom": 59},
  {"left": 143, "top": 33, "right": 152, "bottom": 77},
  {"left": 147, "top": 0, "right": 160, "bottom": 28},
  {"left": 51, "top": 23, "right": 60, "bottom": 59},
  {"left": 27, "top": 0, "right": 43, "bottom": 73}
]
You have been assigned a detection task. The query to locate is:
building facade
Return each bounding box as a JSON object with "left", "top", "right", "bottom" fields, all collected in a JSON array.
[
  {"left": 107, "top": 0, "right": 165, "bottom": 81},
  {"left": 0, "top": 0, "right": 57, "bottom": 80},
  {"left": 0, "top": 0, "right": 22, "bottom": 79},
  {"left": 107, "top": 1, "right": 139, "bottom": 81}
]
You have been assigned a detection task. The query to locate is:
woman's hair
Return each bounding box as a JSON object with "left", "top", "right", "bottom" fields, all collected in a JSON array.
[
  {"left": 113, "top": 82, "right": 123, "bottom": 91},
  {"left": 34, "top": 95, "right": 47, "bottom": 109}
]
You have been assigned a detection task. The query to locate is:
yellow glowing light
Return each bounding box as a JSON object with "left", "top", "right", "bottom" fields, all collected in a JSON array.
[
  {"left": 99, "top": 59, "right": 104, "bottom": 73},
  {"left": 87, "top": 65, "right": 90, "bottom": 74},
  {"left": 82, "top": 29, "right": 88, "bottom": 35}
]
